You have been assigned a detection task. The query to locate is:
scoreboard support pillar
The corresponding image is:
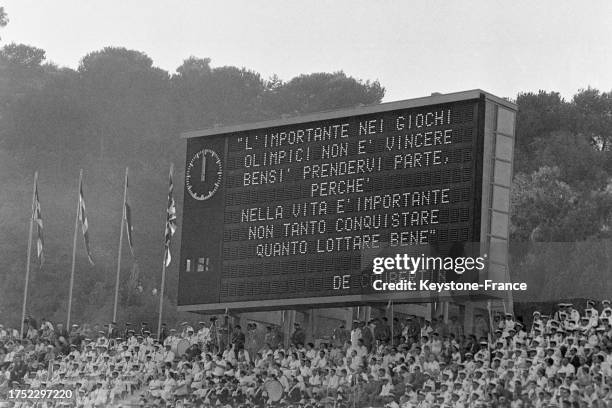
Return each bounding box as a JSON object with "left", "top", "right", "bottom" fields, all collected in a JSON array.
[
  {"left": 307, "top": 311, "right": 316, "bottom": 344},
  {"left": 283, "top": 310, "right": 296, "bottom": 348},
  {"left": 463, "top": 302, "right": 475, "bottom": 335}
]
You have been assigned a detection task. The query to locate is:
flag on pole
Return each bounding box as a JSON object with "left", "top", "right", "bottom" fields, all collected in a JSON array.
[
  {"left": 124, "top": 173, "right": 134, "bottom": 256},
  {"left": 163, "top": 165, "right": 177, "bottom": 267},
  {"left": 33, "top": 179, "right": 44, "bottom": 266},
  {"left": 386, "top": 299, "right": 392, "bottom": 309},
  {"left": 79, "top": 178, "right": 94, "bottom": 265}
]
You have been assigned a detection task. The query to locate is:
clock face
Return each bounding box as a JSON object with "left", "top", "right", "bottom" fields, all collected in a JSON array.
[{"left": 186, "top": 148, "right": 223, "bottom": 201}]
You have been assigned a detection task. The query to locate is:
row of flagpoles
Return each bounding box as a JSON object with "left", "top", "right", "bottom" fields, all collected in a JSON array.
[{"left": 20, "top": 165, "right": 177, "bottom": 339}]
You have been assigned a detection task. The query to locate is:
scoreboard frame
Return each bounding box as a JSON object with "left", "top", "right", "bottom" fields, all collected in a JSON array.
[{"left": 177, "top": 90, "right": 517, "bottom": 313}]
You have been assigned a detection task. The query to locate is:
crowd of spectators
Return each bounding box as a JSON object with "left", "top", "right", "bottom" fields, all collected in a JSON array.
[{"left": 1, "top": 300, "right": 612, "bottom": 407}]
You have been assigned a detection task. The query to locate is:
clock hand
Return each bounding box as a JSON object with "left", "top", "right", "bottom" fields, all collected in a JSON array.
[{"left": 201, "top": 155, "right": 206, "bottom": 182}]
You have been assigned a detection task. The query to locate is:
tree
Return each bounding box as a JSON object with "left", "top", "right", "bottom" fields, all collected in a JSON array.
[
  {"left": 511, "top": 166, "right": 577, "bottom": 242},
  {"left": 175, "top": 56, "right": 211, "bottom": 77},
  {"left": 264, "top": 71, "right": 385, "bottom": 115},
  {"left": 171, "top": 58, "right": 268, "bottom": 130},
  {"left": 0, "top": 43, "right": 49, "bottom": 99},
  {"left": 533, "top": 131, "right": 608, "bottom": 190},
  {"left": 3, "top": 67, "right": 86, "bottom": 151},
  {"left": 0, "top": 7, "right": 8, "bottom": 40},
  {"left": 0, "top": 44, "right": 58, "bottom": 151},
  {"left": 571, "top": 88, "right": 612, "bottom": 151},
  {"left": 514, "top": 91, "right": 569, "bottom": 174},
  {"left": 0, "top": 43, "right": 46, "bottom": 67},
  {"left": 77, "top": 47, "right": 172, "bottom": 159}
]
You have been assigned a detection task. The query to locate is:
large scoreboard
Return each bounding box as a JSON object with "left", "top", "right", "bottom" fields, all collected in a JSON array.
[{"left": 178, "top": 90, "right": 517, "bottom": 313}]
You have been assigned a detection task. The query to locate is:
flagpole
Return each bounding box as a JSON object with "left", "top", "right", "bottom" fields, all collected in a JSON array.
[
  {"left": 113, "top": 167, "right": 128, "bottom": 323},
  {"left": 226, "top": 308, "right": 231, "bottom": 348},
  {"left": 157, "top": 164, "right": 173, "bottom": 339},
  {"left": 67, "top": 169, "right": 83, "bottom": 329},
  {"left": 390, "top": 300, "right": 394, "bottom": 345},
  {"left": 20, "top": 171, "right": 38, "bottom": 338},
  {"left": 157, "top": 256, "right": 167, "bottom": 339}
]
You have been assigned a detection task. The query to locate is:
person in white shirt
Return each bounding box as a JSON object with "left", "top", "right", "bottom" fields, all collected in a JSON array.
[
  {"left": 423, "top": 353, "right": 440, "bottom": 377},
  {"left": 375, "top": 376, "right": 395, "bottom": 405},
  {"left": 162, "top": 344, "right": 175, "bottom": 364},
  {"left": 421, "top": 320, "right": 433, "bottom": 338},
  {"left": 164, "top": 329, "right": 180, "bottom": 349},
  {"left": 197, "top": 321, "right": 211, "bottom": 345},
  {"left": 299, "top": 359, "right": 313, "bottom": 379},
  {"left": 148, "top": 373, "right": 164, "bottom": 398},
  {"left": 354, "top": 339, "right": 368, "bottom": 358},
  {"left": 92, "top": 380, "right": 109, "bottom": 406},
  {"left": 306, "top": 368, "right": 322, "bottom": 398},
  {"left": 348, "top": 349, "right": 363, "bottom": 371},
  {"left": 557, "top": 357, "right": 576, "bottom": 377},
  {"left": 313, "top": 350, "right": 327, "bottom": 369},
  {"left": 326, "top": 367, "right": 340, "bottom": 393},
  {"left": 212, "top": 354, "right": 227, "bottom": 377},
  {"left": 430, "top": 332, "right": 443, "bottom": 355},
  {"left": 142, "top": 331, "right": 155, "bottom": 347},
  {"left": 161, "top": 372, "right": 178, "bottom": 402},
  {"left": 304, "top": 343, "right": 317, "bottom": 360},
  {"left": 350, "top": 321, "right": 362, "bottom": 351}
]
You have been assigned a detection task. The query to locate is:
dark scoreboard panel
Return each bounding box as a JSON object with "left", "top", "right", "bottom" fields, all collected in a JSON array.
[{"left": 178, "top": 93, "right": 490, "bottom": 309}]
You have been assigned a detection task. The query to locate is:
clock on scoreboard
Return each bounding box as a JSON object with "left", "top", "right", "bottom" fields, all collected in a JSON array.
[
  {"left": 185, "top": 148, "right": 223, "bottom": 201},
  {"left": 177, "top": 90, "right": 517, "bottom": 312}
]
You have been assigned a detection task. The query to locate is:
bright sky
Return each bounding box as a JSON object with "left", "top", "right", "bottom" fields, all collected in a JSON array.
[{"left": 2, "top": 0, "right": 612, "bottom": 102}]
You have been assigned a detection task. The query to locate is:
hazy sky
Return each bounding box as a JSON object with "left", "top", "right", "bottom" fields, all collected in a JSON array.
[{"left": 2, "top": 0, "right": 611, "bottom": 102}]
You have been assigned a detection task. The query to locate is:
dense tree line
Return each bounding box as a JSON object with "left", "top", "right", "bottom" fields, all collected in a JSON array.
[
  {"left": 0, "top": 44, "right": 384, "bottom": 326},
  {"left": 0, "top": 38, "right": 611, "bottom": 326},
  {"left": 510, "top": 90, "right": 612, "bottom": 306}
]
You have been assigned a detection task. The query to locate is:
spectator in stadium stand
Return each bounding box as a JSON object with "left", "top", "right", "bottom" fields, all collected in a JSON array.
[
  {"left": 40, "top": 317, "right": 54, "bottom": 335},
  {"left": 245, "top": 323, "right": 259, "bottom": 358},
  {"left": 392, "top": 318, "right": 403, "bottom": 346},
  {"left": 374, "top": 317, "right": 391, "bottom": 345},
  {"left": 2, "top": 301, "right": 612, "bottom": 407},
  {"left": 69, "top": 324, "right": 82, "bottom": 346},
  {"left": 350, "top": 320, "right": 362, "bottom": 345},
  {"left": 26, "top": 315, "right": 38, "bottom": 330},
  {"left": 420, "top": 318, "right": 433, "bottom": 338},
  {"left": 159, "top": 322, "right": 168, "bottom": 342},
  {"left": 264, "top": 325, "right": 278, "bottom": 349},
  {"left": 55, "top": 323, "right": 68, "bottom": 338},
  {"left": 196, "top": 321, "right": 209, "bottom": 344},
  {"left": 332, "top": 323, "right": 350, "bottom": 347},
  {"left": 362, "top": 320, "right": 375, "bottom": 352},
  {"left": 231, "top": 325, "right": 246, "bottom": 355},
  {"left": 8, "top": 353, "right": 28, "bottom": 385},
  {"left": 402, "top": 315, "right": 421, "bottom": 346},
  {"left": 291, "top": 322, "right": 306, "bottom": 347},
  {"left": 106, "top": 321, "right": 119, "bottom": 338}
]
